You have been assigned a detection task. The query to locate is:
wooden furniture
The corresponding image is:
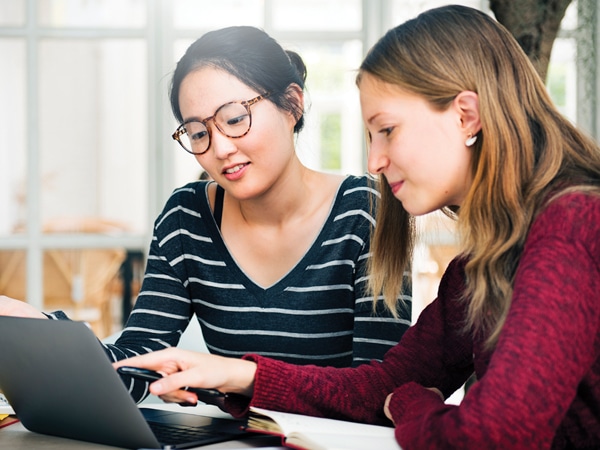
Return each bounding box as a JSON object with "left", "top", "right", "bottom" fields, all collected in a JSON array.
[
  {"left": 0, "top": 248, "right": 125, "bottom": 339},
  {"left": 0, "top": 218, "right": 129, "bottom": 338}
]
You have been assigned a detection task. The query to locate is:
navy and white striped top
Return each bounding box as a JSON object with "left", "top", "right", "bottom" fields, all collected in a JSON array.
[{"left": 107, "top": 175, "right": 411, "bottom": 401}]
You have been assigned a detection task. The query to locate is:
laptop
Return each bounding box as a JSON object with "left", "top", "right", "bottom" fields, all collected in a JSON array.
[{"left": 0, "top": 316, "right": 252, "bottom": 449}]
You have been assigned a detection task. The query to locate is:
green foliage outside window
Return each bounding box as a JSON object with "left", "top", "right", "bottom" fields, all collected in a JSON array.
[{"left": 321, "top": 113, "right": 341, "bottom": 171}]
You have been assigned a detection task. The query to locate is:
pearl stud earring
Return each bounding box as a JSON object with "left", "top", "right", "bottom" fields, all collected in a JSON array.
[{"left": 465, "top": 134, "right": 478, "bottom": 147}]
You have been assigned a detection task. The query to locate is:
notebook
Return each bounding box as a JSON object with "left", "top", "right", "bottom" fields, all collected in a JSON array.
[{"left": 0, "top": 316, "right": 251, "bottom": 449}]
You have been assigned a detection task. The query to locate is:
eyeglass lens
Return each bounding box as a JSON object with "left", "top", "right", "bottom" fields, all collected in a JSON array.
[{"left": 179, "top": 102, "right": 251, "bottom": 154}]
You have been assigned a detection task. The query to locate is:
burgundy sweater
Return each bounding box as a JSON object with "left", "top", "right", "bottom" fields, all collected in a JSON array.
[{"left": 231, "top": 192, "right": 600, "bottom": 449}]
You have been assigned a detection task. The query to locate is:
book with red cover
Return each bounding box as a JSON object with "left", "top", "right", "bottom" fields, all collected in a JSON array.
[{"left": 0, "top": 415, "right": 19, "bottom": 429}]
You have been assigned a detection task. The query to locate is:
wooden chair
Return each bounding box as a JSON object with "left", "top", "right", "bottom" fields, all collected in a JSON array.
[
  {"left": 0, "top": 251, "right": 27, "bottom": 302},
  {"left": 44, "top": 247, "right": 126, "bottom": 337},
  {"left": 0, "top": 217, "right": 129, "bottom": 338}
]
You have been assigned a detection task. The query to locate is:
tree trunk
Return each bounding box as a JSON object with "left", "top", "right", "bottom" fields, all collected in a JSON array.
[{"left": 490, "top": 0, "right": 573, "bottom": 81}]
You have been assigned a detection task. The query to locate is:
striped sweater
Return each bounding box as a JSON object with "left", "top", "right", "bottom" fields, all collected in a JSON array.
[{"left": 107, "top": 175, "right": 411, "bottom": 401}]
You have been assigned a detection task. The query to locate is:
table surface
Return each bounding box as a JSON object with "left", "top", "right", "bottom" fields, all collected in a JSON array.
[{"left": 0, "top": 403, "right": 286, "bottom": 450}]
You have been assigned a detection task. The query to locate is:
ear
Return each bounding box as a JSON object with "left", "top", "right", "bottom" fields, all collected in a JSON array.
[
  {"left": 454, "top": 91, "right": 481, "bottom": 137},
  {"left": 283, "top": 83, "right": 304, "bottom": 123}
]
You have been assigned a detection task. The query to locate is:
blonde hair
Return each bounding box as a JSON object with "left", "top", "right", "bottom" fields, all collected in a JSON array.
[
  {"left": 359, "top": 5, "right": 600, "bottom": 347},
  {"left": 367, "top": 177, "right": 415, "bottom": 317}
]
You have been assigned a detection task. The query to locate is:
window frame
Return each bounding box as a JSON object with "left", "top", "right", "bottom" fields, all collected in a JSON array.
[{"left": 0, "top": 0, "right": 595, "bottom": 313}]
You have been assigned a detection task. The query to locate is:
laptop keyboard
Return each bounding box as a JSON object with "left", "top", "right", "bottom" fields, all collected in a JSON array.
[{"left": 148, "top": 421, "right": 233, "bottom": 445}]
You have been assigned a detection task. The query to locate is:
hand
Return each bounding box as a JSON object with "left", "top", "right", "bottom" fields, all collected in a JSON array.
[
  {"left": 383, "top": 386, "right": 443, "bottom": 425},
  {"left": 113, "top": 348, "right": 257, "bottom": 405},
  {"left": 383, "top": 393, "right": 395, "bottom": 425},
  {"left": 0, "top": 295, "right": 47, "bottom": 319},
  {"left": 425, "top": 386, "right": 443, "bottom": 399}
]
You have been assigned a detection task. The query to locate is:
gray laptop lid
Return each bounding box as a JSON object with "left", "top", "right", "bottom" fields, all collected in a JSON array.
[{"left": 0, "top": 316, "right": 247, "bottom": 449}]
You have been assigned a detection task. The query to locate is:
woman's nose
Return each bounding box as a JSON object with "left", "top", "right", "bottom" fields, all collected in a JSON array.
[
  {"left": 367, "top": 143, "right": 389, "bottom": 175},
  {"left": 210, "top": 128, "right": 238, "bottom": 159}
]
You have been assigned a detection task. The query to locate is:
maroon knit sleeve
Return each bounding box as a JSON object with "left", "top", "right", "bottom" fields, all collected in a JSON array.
[{"left": 388, "top": 193, "right": 600, "bottom": 449}]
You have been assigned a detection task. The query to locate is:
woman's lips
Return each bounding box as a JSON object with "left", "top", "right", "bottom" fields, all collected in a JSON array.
[
  {"left": 389, "top": 180, "right": 404, "bottom": 195},
  {"left": 222, "top": 163, "right": 249, "bottom": 181}
]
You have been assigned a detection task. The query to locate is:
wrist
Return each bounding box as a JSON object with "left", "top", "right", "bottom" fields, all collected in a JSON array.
[
  {"left": 226, "top": 358, "right": 256, "bottom": 397},
  {"left": 390, "top": 382, "right": 443, "bottom": 424}
]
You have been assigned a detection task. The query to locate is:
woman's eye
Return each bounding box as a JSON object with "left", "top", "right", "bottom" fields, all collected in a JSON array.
[
  {"left": 380, "top": 127, "right": 394, "bottom": 137},
  {"left": 191, "top": 130, "right": 208, "bottom": 141},
  {"left": 226, "top": 114, "right": 248, "bottom": 126}
]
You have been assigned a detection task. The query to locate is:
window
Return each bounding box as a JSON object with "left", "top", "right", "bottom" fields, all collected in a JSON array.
[{"left": 0, "top": 0, "right": 594, "bottom": 333}]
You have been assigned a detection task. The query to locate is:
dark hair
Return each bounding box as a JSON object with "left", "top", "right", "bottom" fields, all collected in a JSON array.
[{"left": 170, "top": 26, "right": 307, "bottom": 133}]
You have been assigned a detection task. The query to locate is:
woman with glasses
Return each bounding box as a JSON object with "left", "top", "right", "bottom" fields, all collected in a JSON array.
[{"left": 0, "top": 26, "right": 412, "bottom": 403}]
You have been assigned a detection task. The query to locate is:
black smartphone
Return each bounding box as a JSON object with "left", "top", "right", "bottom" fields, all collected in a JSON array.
[{"left": 117, "top": 366, "right": 227, "bottom": 410}]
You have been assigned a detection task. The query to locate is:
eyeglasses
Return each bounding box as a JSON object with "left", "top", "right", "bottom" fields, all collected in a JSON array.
[{"left": 172, "top": 93, "right": 269, "bottom": 155}]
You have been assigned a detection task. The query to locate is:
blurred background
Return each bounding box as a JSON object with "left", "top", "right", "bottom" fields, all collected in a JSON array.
[{"left": 0, "top": 0, "right": 591, "bottom": 338}]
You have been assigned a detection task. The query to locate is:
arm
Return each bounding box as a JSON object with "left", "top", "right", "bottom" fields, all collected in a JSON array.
[
  {"left": 107, "top": 244, "right": 193, "bottom": 402},
  {"left": 106, "top": 234, "right": 193, "bottom": 360},
  {"left": 112, "top": 348, "right": 257, "bottom": 405},
  {"left": 387, "top": 195, "right": 600, "bottom": 449},
  {"left": 0, "top": 295, "right": 47, "bottom": 319},
  {"left": 105, "top": 189, "right": 202, "bottom": 401}
]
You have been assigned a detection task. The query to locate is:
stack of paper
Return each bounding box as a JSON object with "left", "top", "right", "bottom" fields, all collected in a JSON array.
[
  {"left": 0, "top": 392, "right": 14, "bottom": 416},
  {"left": 0, "top": 392, "right": 18, "bottom": 429}
]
